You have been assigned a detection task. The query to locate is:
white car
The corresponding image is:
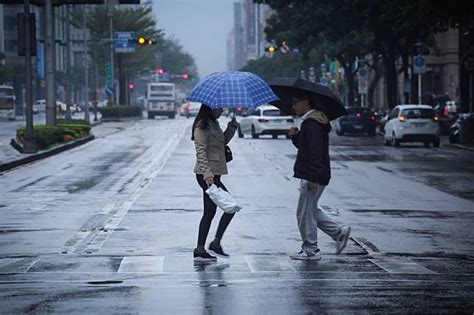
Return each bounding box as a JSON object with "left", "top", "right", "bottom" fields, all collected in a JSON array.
[
  {"left": 238, "top": 105, "right": 294, "bottom": 139},
  {"left": 384, "top": 104, "right": 440, "bottom": 148},
  {"left": 33, "top": 99, "right": 46, "bottom": 113}
]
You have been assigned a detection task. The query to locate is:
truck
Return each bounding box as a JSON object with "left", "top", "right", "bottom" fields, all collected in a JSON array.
[
  {"left": 146, "top": 82, "right": 176, "bottom": 119},
  {"left": 0, "top": 85, "right": 16, "bottom": 120}
]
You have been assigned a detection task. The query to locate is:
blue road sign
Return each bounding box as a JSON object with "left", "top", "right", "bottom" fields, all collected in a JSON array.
[
  {"left": 105, "top": 87, "right": 115, "bottom": 96},
  {"left": 114, "top": 31, "right": 135, "bottom": 53},
  {"left": 413, "top": 55, "right": 426, "bottom": 74}
]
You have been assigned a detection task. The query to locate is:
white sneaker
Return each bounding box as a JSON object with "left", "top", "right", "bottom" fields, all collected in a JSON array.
[
  {"left": 335, "top": 226, "right": 351, "bottom": 254},
  {"left": 290, "top": 250, "right": 322, "bottom": 260}
]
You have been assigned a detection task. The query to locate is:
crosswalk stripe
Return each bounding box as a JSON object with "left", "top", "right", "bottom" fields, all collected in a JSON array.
[{"left": 118, "top": 256, "right": 165, "bottom": 273}]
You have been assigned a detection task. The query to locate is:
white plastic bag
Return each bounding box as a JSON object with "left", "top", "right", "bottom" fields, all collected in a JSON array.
[{"left": 205, "top": 184, "right": 242, "bottom": 214}]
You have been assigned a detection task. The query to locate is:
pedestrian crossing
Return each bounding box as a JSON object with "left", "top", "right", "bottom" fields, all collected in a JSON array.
[{"left": 0, "top": 254, "right": 471, "bottom": 276}]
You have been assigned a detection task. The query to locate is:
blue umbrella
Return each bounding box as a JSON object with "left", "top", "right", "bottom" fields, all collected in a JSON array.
[{"left": 187, "top": 71, "right": 279, "bottom": 109}]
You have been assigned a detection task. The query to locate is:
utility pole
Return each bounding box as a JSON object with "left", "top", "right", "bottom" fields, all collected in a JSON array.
[
  {"left": 22, "top": 0, "right": 37, "bottom": 153},
  {"left": 65, "top": 4, "right": 71, "bottom": 121},
  {"left": 83, "top": 5, "right": 90, "bottom": 122},
  {"left": 45, "top": 0, "right": 56, "bottom": 126},
  {"left": 108, "top": 0, "right": 115, "bottom": 105}
]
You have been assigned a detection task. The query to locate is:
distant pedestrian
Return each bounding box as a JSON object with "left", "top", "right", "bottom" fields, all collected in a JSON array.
[
  {"left": 192, "top": 104, "right": 239, "bottom": 262},
  {"left": 288, "top": 90, "right": 351, "bottom": 260}
]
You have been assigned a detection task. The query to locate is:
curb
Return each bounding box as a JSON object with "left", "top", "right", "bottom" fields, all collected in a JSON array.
[
  {"left": 0, "top": 135, "right": 95, "bottom": 173},
  {"left": 444, "top": 143, "right": 474, "bottom": 152}
]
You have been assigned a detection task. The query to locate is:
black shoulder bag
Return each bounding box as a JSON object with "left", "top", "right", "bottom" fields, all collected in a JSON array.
[{"left": 225, "top": 145, "right": 233, "bottom": 162}]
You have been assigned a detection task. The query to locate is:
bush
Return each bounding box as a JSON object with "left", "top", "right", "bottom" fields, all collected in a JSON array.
[
  {"left": 98, "top": 106, "right": 142, "bottom": 118},
  {"left": 16, "top": 123, "right": 91, "bottom": 150},
  {"left": 56, "top": 118, "right": 90, "bottom": 126}
]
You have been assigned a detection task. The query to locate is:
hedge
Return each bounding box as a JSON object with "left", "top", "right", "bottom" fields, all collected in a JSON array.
[
  {"left": 56, "top": 118, "right": 90, "bottom": 126},
  {"left": 16, "top": 123, "right": 91, "bottom": 150},
  {"left": 98, "top": 106, "right": 142, "bottom": 118}
]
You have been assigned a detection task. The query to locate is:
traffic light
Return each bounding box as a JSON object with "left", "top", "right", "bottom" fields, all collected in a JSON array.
[
  {"left": 266, "top": 45, "right": 276, "bottom": 53},
  {"left": 128, "top": 82, "right": 135, "bottom": 92},
  {"left": 156, "top": 67, "right": 164, "bottom": 75},
  {"left": 180, "top": 73, "right": 189, "bottom": 80},
  {"left": 136, "top": 36, "right": 156, "bottom": 45}
]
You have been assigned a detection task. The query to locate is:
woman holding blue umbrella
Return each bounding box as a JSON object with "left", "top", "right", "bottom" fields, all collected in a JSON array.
[
  {"left": 189, "top": 71, "right": 278, "bottom": 261},
  {"left": 191, "top": 105, "right": 238, "bottom": 261}
]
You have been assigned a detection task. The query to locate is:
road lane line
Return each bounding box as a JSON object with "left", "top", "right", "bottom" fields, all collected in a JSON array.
[{"left": 118, "top": 256, "right": 165, "bottom": 273}]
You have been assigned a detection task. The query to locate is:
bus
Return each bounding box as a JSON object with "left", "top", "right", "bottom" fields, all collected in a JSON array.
[
  {"left": 146, "top": 82, "right": 176, "bottom": 119},
  {"left": 0, "top": 85, "right": 16, "bottom": 120}
]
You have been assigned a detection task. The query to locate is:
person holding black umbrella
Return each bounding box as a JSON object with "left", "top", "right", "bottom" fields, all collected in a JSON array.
[{"left": 286, "top": 89, "right": 351, "bottom": 260}]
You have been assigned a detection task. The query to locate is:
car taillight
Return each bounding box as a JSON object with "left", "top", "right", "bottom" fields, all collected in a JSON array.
[
  {"left": 287, "top": 119, "right": 294, "bottom": 123},
  {"left": 356, "top": 113, "right": 361, "bottom": 118},
  {"left": 369, "top": 115, "right": 376, "bottom": 121},
  {"left": 399, "top": 115, "right": 406, "bottom": 122},
  {"left": 258, "top": 118, "right": 269, "bottom": 123}
]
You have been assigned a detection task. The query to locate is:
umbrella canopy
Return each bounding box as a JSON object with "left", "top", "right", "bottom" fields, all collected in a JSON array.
[
  {"left": 268, "top": 77, "right": 347, "bottom": 120},
  {"left": 187, "top": 71, "right": 279, "bottom": 109}
]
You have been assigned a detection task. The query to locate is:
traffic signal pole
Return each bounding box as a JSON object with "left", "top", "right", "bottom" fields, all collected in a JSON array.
[
  {"left": 83, "top": 5, "right": 90, "bottom": 121},
  {"left": 23, "top": 0, "right": 37, "bottom": 153}
]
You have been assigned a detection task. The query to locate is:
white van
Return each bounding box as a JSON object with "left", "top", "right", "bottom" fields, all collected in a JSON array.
[
  {"left": 146, "top": 82, "right": 176, "bottom": 119},
  {"left": 0, "top": 85, "right": 16, "bottom": 120}
]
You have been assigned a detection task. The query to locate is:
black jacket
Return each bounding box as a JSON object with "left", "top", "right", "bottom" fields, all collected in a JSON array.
[{"left": 291, "top": 112, "right": 331, "bottom": 185}]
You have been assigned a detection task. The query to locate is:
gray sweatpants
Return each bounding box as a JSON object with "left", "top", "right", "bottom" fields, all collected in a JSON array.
[{"left": 296, "top": 180, "right": 341, "bottom": 253}]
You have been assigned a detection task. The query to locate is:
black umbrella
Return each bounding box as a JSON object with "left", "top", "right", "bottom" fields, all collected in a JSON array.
[{"left": 268, "top": 77, "right": 347, "bottom": 120}]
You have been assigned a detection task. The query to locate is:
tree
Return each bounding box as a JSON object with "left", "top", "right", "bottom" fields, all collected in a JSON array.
[{"left": 74, "top": 5, "right": 161, "bottom": 105}]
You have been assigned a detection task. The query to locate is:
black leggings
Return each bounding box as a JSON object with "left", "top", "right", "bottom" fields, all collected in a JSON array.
[{"left": 196, "top": 174, "right": 236, "bottom": 247}]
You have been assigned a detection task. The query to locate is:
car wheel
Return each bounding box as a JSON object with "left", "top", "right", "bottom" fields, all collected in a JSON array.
[
  {"left": 367, "top": 128, "right": 376, "bottom": 137},
  {"left": 272, "top": 134, "right": 278, "bottom": 139},
  {"left": 286, "top": 134, "right": 290, "bottom": 139},
  {"left": 433, "top": 138, "right": 440, "bottom": 148},
  {"left": 391, "top": 133, "right": 400, "bottom": 147},
  {"left": 238, "top": 126, "right": 243, "bottom": 138},
  {"left": 384, "top": 138, "right": 391, "bottom": 146},
  {"left": 424, "top": 141, "right": 431, "bottom": 148},
  {"left": 148, "top": 113, "right": 154, "bottom": 119},
  {"left": 251, "top": 125, "right": 259, "bottom": 139}
]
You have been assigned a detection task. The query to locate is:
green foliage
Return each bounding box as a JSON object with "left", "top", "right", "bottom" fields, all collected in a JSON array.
[{"left": 98, "top": 106, "right": 142, "bottom": 118}]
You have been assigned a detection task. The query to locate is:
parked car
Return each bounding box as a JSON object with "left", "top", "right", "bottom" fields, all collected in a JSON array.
[
  {"left": 186, "top": 101, "right": 201, "bottom": 117},
  {"left": 238, "top": 104, "right": 294, "bottom": 139},
  {"left": 384, "top": 104, "right": 440, "bottom": 148},
  {"left": 434, "top": 101, "right": 458, "bottom": 135},
  {"left": 335, "top": 107, "right": 377, "bottom": 137}
]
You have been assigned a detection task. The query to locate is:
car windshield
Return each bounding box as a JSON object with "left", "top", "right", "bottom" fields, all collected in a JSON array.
[
  {"left": 262, "top": 109, "right": 280, "bottom": 116},
  {"left": 401, "top": 108, "right": 434, "bottom": 119},
  {"left": 346, "top": 108, "right": 373, "bottom": 116}
]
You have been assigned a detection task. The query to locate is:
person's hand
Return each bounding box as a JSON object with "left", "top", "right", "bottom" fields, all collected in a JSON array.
[
  {"left": 228, "top": 117, "right": 238, "bottom": 128},
  {"left": 307, "top": 181, "right": 319, "bottom": 191},
  {"left": 289, "top": 127, "right": 299, "bottom": 137},
  {"left": 205, "top": 177, "right": 214, "bottom": 187}
]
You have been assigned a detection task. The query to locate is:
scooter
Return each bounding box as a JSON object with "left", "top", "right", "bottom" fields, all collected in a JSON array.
[{"left": 449, "top": 113, "right": 474, "bottom": 143}]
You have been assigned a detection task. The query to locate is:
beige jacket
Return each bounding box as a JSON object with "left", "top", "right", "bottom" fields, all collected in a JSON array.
[{"left": 193, "top": 119, "right": 237, "bottom": 179}]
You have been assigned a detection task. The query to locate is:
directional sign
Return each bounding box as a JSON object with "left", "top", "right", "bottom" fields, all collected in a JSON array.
[
  {"left": 413, "top": 55, "right": 426, "bottom": 74},
  {"left": 358, "top": 66, "right": 368, "bottom": 94},
  {"left": 106, "top": 62, "right": 113, "bottom": 88},
  {"left": 114, "top": 32, "right": 136, "bottom": 53}
]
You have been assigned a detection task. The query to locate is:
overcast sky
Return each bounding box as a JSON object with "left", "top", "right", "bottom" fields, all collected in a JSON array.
[{"left": 152, "top": 0, "right": 235, "bottom": 79}]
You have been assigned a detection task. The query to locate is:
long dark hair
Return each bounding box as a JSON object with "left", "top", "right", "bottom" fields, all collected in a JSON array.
[{"left": 191, "top": 104, "right": 215, "bottom": 140}]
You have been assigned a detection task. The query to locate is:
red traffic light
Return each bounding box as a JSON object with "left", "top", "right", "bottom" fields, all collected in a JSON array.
[
  {"left": 128, "top": 82, "right": 135, "bottom": 90},
  {"left": 180, "top": 73, "right": 189, "bottom": 79},
  {"left": 156, "top": 67, "right": 164, "bottom": 75}
]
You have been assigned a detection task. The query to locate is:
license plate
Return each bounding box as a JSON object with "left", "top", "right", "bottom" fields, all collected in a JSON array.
[
  {"left": 354, "top": 125, "right": 363, "bottom": 129},
  {"left": 414, "top": 123, "right": 425, "bottom": 127}
]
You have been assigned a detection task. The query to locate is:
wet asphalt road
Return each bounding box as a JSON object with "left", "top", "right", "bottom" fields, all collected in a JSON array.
[{"left": 0, "top": 116, "right": 473, "bottom": 313}]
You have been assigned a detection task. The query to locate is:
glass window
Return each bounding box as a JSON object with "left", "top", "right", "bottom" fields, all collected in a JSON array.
[
  {"left": 401, "top": 108, "right": 434, "bottom": 119},
  {"left": 262, "top": 109, "right": 280, "bottom": 116}
]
